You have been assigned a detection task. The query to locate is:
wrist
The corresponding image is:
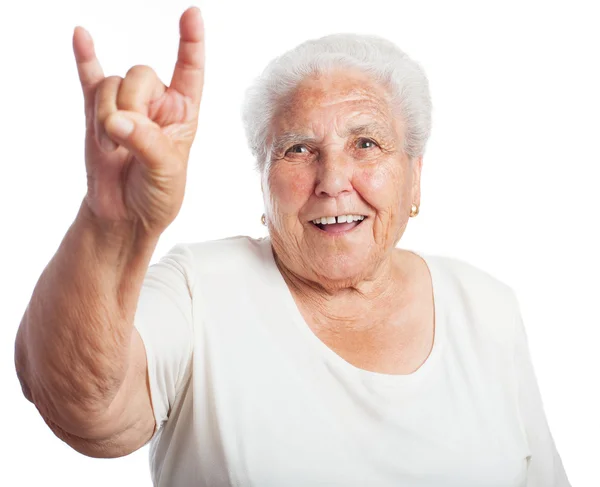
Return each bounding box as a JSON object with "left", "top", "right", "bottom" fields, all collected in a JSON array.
[{"left": 76, "top": 197, "right": 160, "bottom": 265}]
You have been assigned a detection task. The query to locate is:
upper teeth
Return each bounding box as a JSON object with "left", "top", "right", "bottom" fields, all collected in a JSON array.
[{"left": 312, "top": 214, "right": 366, "bottom": 225}]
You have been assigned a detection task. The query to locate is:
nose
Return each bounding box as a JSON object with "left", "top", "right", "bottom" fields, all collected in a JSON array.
[{"left": 314, "top": 156, "right": 353, "bottom": 199}]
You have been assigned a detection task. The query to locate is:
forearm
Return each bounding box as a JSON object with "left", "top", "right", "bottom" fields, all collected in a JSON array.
[{"left": 14, "top": 198, "right": 159, "bottom": 436}]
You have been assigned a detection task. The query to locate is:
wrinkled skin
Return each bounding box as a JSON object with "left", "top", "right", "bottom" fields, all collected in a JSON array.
[{"left": 261, "top": 68, "right": 430, "bottom": 370}]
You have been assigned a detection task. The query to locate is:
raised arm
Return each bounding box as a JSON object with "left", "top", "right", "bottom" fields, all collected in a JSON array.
[{"left": 13, "top": 6, "right": 205, "bottom": 458}]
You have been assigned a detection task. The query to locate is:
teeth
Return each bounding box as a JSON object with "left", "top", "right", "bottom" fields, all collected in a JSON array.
[{"left": 311, "top": 214, "right": 367, "bottom": 225}]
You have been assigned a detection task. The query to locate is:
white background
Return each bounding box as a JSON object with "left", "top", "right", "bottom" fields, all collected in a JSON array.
[{"left": 1, "top": 0, "right": 598, "bottom": 485}]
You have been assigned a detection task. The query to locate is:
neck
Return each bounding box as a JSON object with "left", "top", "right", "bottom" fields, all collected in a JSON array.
[{"left": 273, "top": 247, "right": 412, "bottom": 333}]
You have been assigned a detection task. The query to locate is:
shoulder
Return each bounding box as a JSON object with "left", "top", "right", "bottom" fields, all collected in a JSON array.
[
  {"left": 425, "top": 251, "right": 516, "bottom": 306},
  {"left": 170, "top": 235, "right": 269, "bottom": 278},
  {"left": 419, "top": 251, "right": 519, "bottom": 345}
]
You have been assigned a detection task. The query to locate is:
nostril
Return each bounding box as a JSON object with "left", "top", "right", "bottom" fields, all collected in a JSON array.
[{"left": 314, "top": 173, "right": 354, "bottom": 199}]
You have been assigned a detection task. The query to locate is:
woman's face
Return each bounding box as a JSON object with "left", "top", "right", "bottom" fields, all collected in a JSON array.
[{"left": 263, "top": 68, "right": 422, "bottom": 287}]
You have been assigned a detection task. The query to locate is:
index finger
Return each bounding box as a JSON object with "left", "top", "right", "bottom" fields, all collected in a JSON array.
[
  {"left": 73, "top": 26, "right": 104, "bottom": 116},
  {"left": 169, "top": 7, "right": 205, "bottom": 106}
]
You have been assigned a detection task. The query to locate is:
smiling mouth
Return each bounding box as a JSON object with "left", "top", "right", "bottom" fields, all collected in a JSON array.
[{"left": 310, "top": 216, "right": 367, "bottom": 234}]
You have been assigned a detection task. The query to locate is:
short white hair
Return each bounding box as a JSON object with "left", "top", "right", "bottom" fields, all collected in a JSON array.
[{"left": 240, "top": 33, "right": 433, "bottom": 172}]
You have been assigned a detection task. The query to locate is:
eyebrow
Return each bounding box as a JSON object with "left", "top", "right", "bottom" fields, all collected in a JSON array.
[
  {"left": 343, "top": 122, "right": 393, "bottom": 139},
  {"left": 270, "top": 121, "right": 395, "bottom": 155},
  {"left": 270, "top": 132, "right": 314, "bottom": 156}
]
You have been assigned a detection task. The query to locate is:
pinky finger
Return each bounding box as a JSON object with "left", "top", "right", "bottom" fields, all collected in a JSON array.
[{"left": 73, "top": 27, "right": 104, "bottom": 118}]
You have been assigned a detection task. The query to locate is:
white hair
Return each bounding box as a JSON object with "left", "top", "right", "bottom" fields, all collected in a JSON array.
[{"left": 240, "top": 32, "right": 433, "bottom": 172}]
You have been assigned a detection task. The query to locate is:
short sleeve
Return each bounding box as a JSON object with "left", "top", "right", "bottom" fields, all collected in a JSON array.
[
  {"left": 512, "top": 293, "right": 571, "bottom": 486},
  {"left": 133, "top": 243, "right": 195, "bottom": 441}
]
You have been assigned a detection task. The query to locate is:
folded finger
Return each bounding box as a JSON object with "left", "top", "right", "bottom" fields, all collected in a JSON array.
[
  {"left": 104, "top": 110, "right": 180, "bottom": 173},
  {"left": 95, "top": 76, "right": 122, "bottom": 152},
  {"left": 118, "top": 65, "right": 166, "bottom": 117}
]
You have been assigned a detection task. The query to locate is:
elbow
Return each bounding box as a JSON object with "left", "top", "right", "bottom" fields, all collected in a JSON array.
[
  {"left": 16, "top": 369, "right": 34, "bottom": 404},
  {"left": 41, "top": 413, "right": 133, "bottom": 459},
  {"left": 13, "top": 319, "right": 131, "bottom": 446},
  {"left": 14, "top": 326, "right": 34, "bottom": 404}
]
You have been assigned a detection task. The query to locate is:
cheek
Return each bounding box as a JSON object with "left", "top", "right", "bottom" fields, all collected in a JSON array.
[
  {"left": 355, "top": 164, "right": 403, "bottom": 207},
  {"left": 269, "top": 166, "right": 315, "bottom": 210}
]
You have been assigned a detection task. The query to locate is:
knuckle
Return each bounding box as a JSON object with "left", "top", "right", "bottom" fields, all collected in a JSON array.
[
  {"left": 96, "top": 104, "right": 115, "bottom": 127},
  {"left": 96, "top": 77, "right": 121, "bottom": 111},
  {"left": 105, "top": 75, "right": 123, "bottom": 84},
  {"left": 120, "top": 66, "right": 156, "bottom": 112},
  {"left": 125, "top": 64, "right": 155, "bottom": 79},
  {"left": 97, "top": 76, "right": 122, "bottom": 97}
]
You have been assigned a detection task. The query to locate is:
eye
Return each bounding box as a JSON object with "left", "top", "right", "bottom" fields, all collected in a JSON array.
[
  {"left": 285, "top": 144, "right": 309, "bottom": 155},
  {"left": 356, "top": 138, "right": 378, "bottom": 149}
]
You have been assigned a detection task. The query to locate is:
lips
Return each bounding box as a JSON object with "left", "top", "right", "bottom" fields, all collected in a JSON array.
[
  {"left": 311, "top": 217, "right": 366, "bottom": 234},
  {"left": 311, "top": 214, "right": 366, "bottom": 225}
]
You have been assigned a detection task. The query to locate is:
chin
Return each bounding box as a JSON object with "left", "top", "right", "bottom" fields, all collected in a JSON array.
[{"left": 311, "top": 247, "right": 374, "bottom": 284}]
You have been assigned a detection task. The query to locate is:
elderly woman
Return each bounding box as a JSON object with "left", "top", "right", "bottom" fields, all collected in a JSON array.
[{"left": 14, "top": 7, "right": 570, "bottom": 487}]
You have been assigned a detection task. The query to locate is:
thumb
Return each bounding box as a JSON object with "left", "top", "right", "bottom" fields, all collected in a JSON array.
[{"left": 104, "top": 110, "right": 179, "bottom": 169}]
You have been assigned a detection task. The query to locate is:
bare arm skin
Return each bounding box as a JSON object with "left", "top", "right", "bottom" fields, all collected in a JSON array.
[
  {"left": 14, "top": 7, "right": 205, "bottom": 458},
  {"left": 15, "top": 201, "right": 159, "bottom": 457}
]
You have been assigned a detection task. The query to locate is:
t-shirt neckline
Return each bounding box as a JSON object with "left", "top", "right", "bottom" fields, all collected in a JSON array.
[{"left": 259, "top": 236, "right": 445, "bottom": 390}]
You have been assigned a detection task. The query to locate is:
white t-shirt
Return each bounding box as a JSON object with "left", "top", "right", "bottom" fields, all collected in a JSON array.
[{"left": 133, "top": 235, "right": 570, "bottom": 486}]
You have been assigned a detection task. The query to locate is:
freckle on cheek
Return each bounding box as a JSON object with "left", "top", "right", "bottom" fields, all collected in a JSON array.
[
  {"left": 275, "top": 172, "right": 313, "bottom": 205},
  {"left": 287, "top": 172, "right": 312, "bottom": 196}
]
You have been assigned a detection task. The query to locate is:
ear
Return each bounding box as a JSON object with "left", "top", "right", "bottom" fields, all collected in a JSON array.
[{"left": 411, "top": 155, "right": 423, "bottom": 207}]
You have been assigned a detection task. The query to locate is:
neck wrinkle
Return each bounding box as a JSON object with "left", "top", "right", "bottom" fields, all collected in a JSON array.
[{"left": 272, "top": 246, "right": 411, "bottom": 332}]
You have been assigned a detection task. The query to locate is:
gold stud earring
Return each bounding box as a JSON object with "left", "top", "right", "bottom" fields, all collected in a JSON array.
[
  {"left": 409, "top": 203, "right": 420, "bottom": 218},
  {"left": 261, "top": 213, "right": 267, "bottom": 226}
]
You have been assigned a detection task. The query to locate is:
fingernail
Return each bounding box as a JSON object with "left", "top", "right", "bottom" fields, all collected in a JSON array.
[
  {"left": 108, "top": 114, "right": 134, "bottom": 138},
  {"left": 100, "top": 134, "right": 117, "bottom": 152}
]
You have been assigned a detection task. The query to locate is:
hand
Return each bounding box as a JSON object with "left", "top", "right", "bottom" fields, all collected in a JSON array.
[{"left": 73, "top": 7, "right": 205, "bottom": 237}]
